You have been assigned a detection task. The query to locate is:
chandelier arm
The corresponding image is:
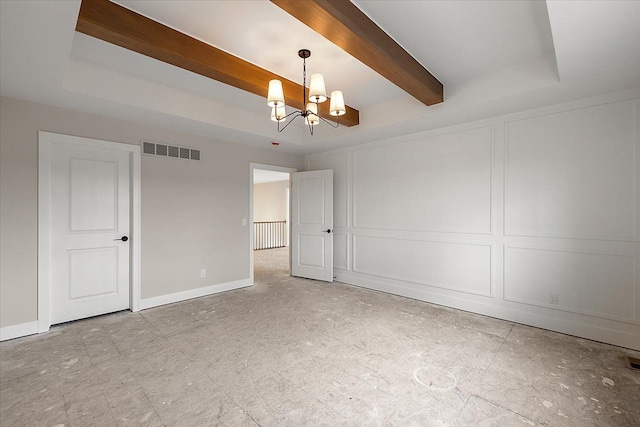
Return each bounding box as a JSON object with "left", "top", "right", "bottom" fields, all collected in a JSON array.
[
  {"left": 280, "top": 109, "right": 301, "bottom": 120},
  {"left": 277, "top": 112, "right": 303, "bottom": 133},
  {"left": 318, "top": 114, "right": 340, "bottom": 128}
]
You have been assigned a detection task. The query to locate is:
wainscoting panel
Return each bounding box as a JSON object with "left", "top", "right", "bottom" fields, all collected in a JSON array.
[
  {"left": 306, "top": 91, "right": 640, "bottom": 350},
  {"left": 353, "top": 235, "right": 492, "bottom": 297},
  {"left": 505, "top": 100, "right": 636, "bottom": 240},
  {"left": 333, "top": 232, "right": 349, "bottom": 271},
  {"left": 353, "top": 127, "right": 493, "bottom": 234},
  {"left": 504, "top": 246, "right": 638, "bottom": 323}
]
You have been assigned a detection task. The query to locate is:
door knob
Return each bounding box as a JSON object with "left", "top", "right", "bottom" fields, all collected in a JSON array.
[
  {"left": 114, "top": 236, "right": 129, "bottom": 242},
  {"left": 325, "top": 229, "right": 332, "bottom": 234}
]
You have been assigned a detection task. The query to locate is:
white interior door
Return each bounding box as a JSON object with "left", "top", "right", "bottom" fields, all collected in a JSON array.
[
  {"left": 291, "top": 170, "right": 333, "bottom": 282},
  {"left": 48, "top": 141, "right": 132, "bottom": 324}
]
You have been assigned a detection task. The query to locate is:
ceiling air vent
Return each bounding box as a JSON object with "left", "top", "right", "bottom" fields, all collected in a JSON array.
[{"left": 141, "top": 141, "right": 201, "bottom": 161}]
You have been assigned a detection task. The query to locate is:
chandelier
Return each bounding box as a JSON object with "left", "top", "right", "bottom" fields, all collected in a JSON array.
[{"left": 267, "top": 49, "right": 346, "bottom": 135}]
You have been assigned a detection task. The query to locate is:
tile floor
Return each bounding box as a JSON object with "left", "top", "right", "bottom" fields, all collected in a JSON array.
[{"left": 1, "top": 248, "right": 639, "bottom": 426}]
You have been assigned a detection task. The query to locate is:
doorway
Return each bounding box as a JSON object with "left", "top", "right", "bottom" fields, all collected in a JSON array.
[{"left": 249, "top": 163, "right": 296, "bottom": 284}]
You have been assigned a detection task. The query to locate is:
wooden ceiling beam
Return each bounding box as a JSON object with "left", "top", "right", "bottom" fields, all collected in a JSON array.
[
  {"left": 75, "top": 0, "right": 359, "bottom": 127},
  {"left": 271, "top": 0, "right": 444, "bottom": 107}
]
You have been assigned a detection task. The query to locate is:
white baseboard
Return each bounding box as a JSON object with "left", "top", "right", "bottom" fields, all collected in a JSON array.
[
  {"left": 139, "top": 278, "right": 252, "bottom": 310},
  {"left": 0, "top": 280, "right": 252, "bottom": 340},
  {"left": 335, "top": 272, "right": 640, "bottom": 352},
  {"left": 0, "top": 321, "right": 39, "bottom": 342}
]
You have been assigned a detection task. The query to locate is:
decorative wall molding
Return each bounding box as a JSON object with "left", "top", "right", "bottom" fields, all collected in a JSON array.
[
  {"left": 352, "top": 126, "right": 494, "bottom": 235},
  {"left": 333, "top": 232, "right": 350, "bottom": 271},
  {"left": 307, "top": 92, "right": 640, "bottom": 351},
  {"left": 352, "top": 235, "right": 493, "bottom": 298},
  {"left": 503, "top": 245, "right": 638, "bottom": 324},
  {"left": 503, "top": 99, "right": 637, "bottom": 242}
]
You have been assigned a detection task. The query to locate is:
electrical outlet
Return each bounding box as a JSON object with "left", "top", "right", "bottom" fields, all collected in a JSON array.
[
  {"left": 200, "top": 269, "right": 206, "bottom": 278},
  {"left": 549, "top": 293, "right": 558, "bottom": 305},
  {"left": 242, "top": 218, "right": 247, "bottom": 226}
]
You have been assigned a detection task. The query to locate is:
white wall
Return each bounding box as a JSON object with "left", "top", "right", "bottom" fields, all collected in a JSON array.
[
  {"left": 307, "top": 90, "right": 640, "bottom": 351},
  {"left": 0, "top": 96, "right": 304, "bottom": 332},
  {"left": 253, "top": 180, "right": 289, "bottom": 222}
]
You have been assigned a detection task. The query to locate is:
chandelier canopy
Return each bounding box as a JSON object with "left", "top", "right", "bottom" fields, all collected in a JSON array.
[{"left": 267, "top": 49, "right": 346, "bottom": 135}]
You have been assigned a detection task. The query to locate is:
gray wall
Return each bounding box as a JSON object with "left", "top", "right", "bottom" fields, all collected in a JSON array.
[{"left": 0, "top": 96, "right": 304, "bottom": 328}]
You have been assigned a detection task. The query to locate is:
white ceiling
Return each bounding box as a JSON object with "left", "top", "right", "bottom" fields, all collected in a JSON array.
[
  {"left": 1, "top": 1, "right": 639, "bottom": 155},
  {"left": 355, "top": 0, "right": 556, "bottom": 84}
]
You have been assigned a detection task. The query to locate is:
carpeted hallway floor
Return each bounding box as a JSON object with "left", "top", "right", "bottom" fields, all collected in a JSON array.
[{"left": 1, "top": 247, "right": 639, "bottom": 426}]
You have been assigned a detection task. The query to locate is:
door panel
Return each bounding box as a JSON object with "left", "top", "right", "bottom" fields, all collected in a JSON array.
[
  {"left": 69, "top": 158, "right": 118, "bottom": 231},
  {"left": 50, "top": 144, "right": 131, "bottom": 324},
  {"left": 68, "top": 248, "right": 118, "bottom": 299},
  {"left": 298, "top": 235, "right": 325, "bottom": 267},
  {"left": 299, "top": 177, "right": 325, "bottom": 224},
  {"left": 291, "top": 170, "right": 333, "bottom": 281}
]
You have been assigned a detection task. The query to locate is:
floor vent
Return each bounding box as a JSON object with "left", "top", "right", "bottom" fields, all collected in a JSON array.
[
  {"left": 142, "top": 140, "right": 200, "bottom": 161},
  {"left": 629, "top": 357, "right": 640, "bottom": 370}
]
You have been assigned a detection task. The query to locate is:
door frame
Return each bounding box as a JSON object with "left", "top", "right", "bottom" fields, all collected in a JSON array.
[
  {"left": 249, "top": 163, "right": 297, "bottom": 284},
  {"left": 38, "top": 131, "right": 141, "bottom": 333}
]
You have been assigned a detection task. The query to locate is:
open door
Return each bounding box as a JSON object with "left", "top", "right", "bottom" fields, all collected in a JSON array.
[{"left": 290, "top": 170, "right": 333, "bottom": 282}]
